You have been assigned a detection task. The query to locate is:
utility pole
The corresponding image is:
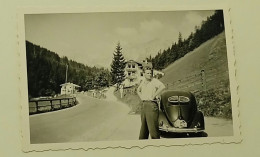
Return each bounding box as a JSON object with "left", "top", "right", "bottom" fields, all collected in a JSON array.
[
  {"left": 201, "top": 69, "right": 206, "bottom": 92},
  {"left": 65, "top": 64, "right": 68, "bottom": 83},
  {"left": 65, "top": 64, "right": 68, "bottom": 97}
]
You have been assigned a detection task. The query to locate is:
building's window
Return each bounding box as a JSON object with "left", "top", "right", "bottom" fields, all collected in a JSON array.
[
  {"left": 140, "top": 72, "right": 143, "bottom": 76},
  {"left": 128, "top": 72, "right": 131, "bottom": 76},
  {"left": 132, "top": 64, "right": 135, "bottom": 68},
  {"left": 128, "top": 64, "right": 131, "bottom": 68}
]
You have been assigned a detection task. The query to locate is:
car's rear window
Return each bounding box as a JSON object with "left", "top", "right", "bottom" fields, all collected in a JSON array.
[{"left": 167, "top": 96, "right": 190, "bottom": 105}]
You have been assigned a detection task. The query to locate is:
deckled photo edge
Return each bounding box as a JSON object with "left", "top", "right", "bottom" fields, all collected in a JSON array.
[
  {"left": 17, "top": 5, "right": 241, "bottom": 152},
  {"left": 223, "top": 8, "right": 241, "bottom": 139},
  {"left": 17, "top": 10, "right": 31, "bottom": 152}
]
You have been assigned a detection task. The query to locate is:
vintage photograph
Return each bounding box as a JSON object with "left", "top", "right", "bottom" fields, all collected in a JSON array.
[{"left": 18, "top": 7, "right": 240, "bottom": 150}]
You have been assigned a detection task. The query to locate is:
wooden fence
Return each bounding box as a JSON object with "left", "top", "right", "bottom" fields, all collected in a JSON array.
[
  {"left": 165, "top": 68, "right": 230, "bottom": 94},
  {"left": 123, "top": 86, "right": 138, "bottom": 94},
  {"left": 29, "top": 97, "right": 77, "bottom": 115}
]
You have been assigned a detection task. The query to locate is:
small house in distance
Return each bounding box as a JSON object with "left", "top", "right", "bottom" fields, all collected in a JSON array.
[
  {"left": 60, "top": 82, "right": 80, "bottom": 95},
  {"left": 153, "top": 70, "right": 165, "bottom": 79}
]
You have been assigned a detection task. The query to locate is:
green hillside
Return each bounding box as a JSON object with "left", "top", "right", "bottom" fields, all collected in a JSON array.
[
  {"left": 161, "top": 32, "right": 228, "bottom": 85},
  {"left": 160, "top": 32, "right": 232, "bottom": 119}
]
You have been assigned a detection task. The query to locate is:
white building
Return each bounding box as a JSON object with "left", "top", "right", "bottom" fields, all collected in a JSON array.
[
  {"left": 153, "top": 69, "right": 165, "bottom": 78},
  {"left": 123, "top": 60, "right": 143, "bottom": 87},
  {"left": 60, "top": 82, "right": 80, "bottom": 95},
  {"left": 122, "top": 60, "right": 165, "bottom": 87}
]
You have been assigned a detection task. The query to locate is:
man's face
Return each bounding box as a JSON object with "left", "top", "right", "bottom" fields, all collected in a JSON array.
[{"left": 144, "top": 69, "right": 152, "bottom": 80}]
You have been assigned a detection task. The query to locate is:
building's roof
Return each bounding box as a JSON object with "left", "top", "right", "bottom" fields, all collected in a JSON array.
[
  {"left": 142, "top": 61, "right": 153, "bottom": 69},
  {"left": 125, "top": 59, "right": 154, "bottom": 71},
  {"left": 126, "top": 60, "right": 143, "bottom": 66},
  {"left": 60, "top": 82, "right": 80, "bottom": 87}
]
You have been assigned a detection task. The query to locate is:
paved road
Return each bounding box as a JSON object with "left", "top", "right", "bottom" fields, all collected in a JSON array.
[
  {"left": 30, "top": 88, "right": 141, "bottom": 144},
  {"left": 30, "top": 88, "right": 233, "bottom": 144}
]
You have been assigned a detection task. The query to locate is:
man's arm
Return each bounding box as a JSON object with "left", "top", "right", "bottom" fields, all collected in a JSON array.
[
  {"left": 152, "top": 80, "right": 166, "bottom": 99},
  {"left": 137, "top": 83, "right": 142, "bottom": 98}
]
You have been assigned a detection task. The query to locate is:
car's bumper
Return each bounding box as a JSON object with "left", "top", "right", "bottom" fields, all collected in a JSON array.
[{"left": 159, "top": 126, "right": 204, "bottom": 133}]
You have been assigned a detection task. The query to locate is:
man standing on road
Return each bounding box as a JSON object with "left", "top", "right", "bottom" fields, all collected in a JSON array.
[{"left": 137, "top": 64, "right": 165, "bottom": 139}]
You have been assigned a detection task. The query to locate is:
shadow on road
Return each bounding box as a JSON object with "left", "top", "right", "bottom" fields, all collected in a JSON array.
[{"left": 160, "top": 131, "right": 208, "bottom": 138}]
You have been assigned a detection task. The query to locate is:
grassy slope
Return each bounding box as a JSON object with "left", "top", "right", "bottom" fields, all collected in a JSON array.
[
  {"left": 114, "top": 88, "right": 142, "bottom": 114},
  {"left": 160, "top": 32, "right": 229, "bottom": 86},
  {"left": 160, "top": 32, "right": 232, "bottom": 119}
]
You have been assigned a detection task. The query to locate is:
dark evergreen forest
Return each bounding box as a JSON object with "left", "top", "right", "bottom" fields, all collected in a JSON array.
[
  {"left": 26, "top": 41, "right": 111, "bottom": 98},
  {"left": 149, "top": 10, "right": 225, "bottom": 70}
]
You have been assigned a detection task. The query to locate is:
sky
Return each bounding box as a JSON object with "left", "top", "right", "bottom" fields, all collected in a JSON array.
[{"left": 25, "top": 10, "right": 215, "bottom": 68}]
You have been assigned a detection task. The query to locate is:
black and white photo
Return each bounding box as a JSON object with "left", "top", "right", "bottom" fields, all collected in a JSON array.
[{"left": 18, "top": 7, "right": 240, "bottom": 151}]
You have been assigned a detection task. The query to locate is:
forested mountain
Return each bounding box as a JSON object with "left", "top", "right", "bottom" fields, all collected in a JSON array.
[
  {"left": 150, "top": 10, "right": 225, "bottom": 70},
  {"left": 26, "top": 41, "right": 111, "bottom": 98}
]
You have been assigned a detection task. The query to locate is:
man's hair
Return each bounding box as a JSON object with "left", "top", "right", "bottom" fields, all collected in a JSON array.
[
  {"left": 143, "top": 67, "right": 153, "bottom": 76},
  {"left": 142, "top": 61, "right": 153, "bottom": 75}
]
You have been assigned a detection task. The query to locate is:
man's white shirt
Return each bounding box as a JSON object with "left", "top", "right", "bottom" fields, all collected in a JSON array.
[{"left": 138, "top": 78, "right": 165, "bottom": 101}]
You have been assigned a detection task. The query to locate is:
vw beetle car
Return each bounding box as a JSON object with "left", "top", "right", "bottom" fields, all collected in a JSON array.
[{"left": 158, "top": 90, "right": 206, "bottom": 137}]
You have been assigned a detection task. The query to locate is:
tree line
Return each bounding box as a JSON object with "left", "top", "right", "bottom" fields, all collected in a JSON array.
[
  {"left": 149, "top": 10, "right": 225, "bottom": 70},
  {"left": 26, "top": 41, "right": 111, "bottom": 98}
]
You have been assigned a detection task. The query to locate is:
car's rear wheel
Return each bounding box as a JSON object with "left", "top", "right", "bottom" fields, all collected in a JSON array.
[
  {"left": 192, "top": 131, "right": 208, "bottom": 137},
  {"left": 160, "top": 131, "right": 208, "bottom": 138}
]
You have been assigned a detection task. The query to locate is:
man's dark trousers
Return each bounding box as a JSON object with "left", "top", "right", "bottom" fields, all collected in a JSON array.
[{"left": 139, "top": 101, "right": 160, "bottom": 139}]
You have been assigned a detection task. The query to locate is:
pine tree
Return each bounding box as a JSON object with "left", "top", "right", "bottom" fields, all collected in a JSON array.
[
  {"left": 178, "top": 32, "right": 183, "bottom": 46},
  {"left": 110, "top": 42, "right": 126, "bottom": 88},
  {"left": 177, "top": 32, "right": 185, "bottom": 58}
]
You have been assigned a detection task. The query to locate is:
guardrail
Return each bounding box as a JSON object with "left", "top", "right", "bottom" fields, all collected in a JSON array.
[
  {"left": 29, "top": 97, "right": 77, "bottom": 115},
  {"left": 123, "top": 85, "right": 138, "bottom": 94}
]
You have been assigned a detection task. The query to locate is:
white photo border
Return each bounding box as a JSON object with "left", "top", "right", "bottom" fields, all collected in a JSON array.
[{"left": 17, "top": 5, "right": 241, "bottom": 152}]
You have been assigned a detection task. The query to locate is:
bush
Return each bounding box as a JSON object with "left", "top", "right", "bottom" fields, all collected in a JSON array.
[
  {"left": 195, "top": 87, "right": 232, "bottom": 119},
  {"left": 114, "top": 85, "right": 142, "bottom": 114}
]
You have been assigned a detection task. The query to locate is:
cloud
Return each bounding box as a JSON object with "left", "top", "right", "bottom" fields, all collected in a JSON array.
[
  {"left": 178, "top": 12, "right": 209, "bottom": 38},
  {"left": 25, "top": 11, "right": 214, "bottom": 69},
  {"left": 139, "top": 19, "right": 163, "bottom": 33},
  {"left": 185, "top": 12, "right": 204, "bottom": 26},
  {"left": 116, "top": 19, "right": 164, "bottom": 43},
  {"left": 115, "top": 27, "right": 138, "bottom": 37},
  {"left": 114, "top": 19, "right": 176, "bottom": 61}
]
